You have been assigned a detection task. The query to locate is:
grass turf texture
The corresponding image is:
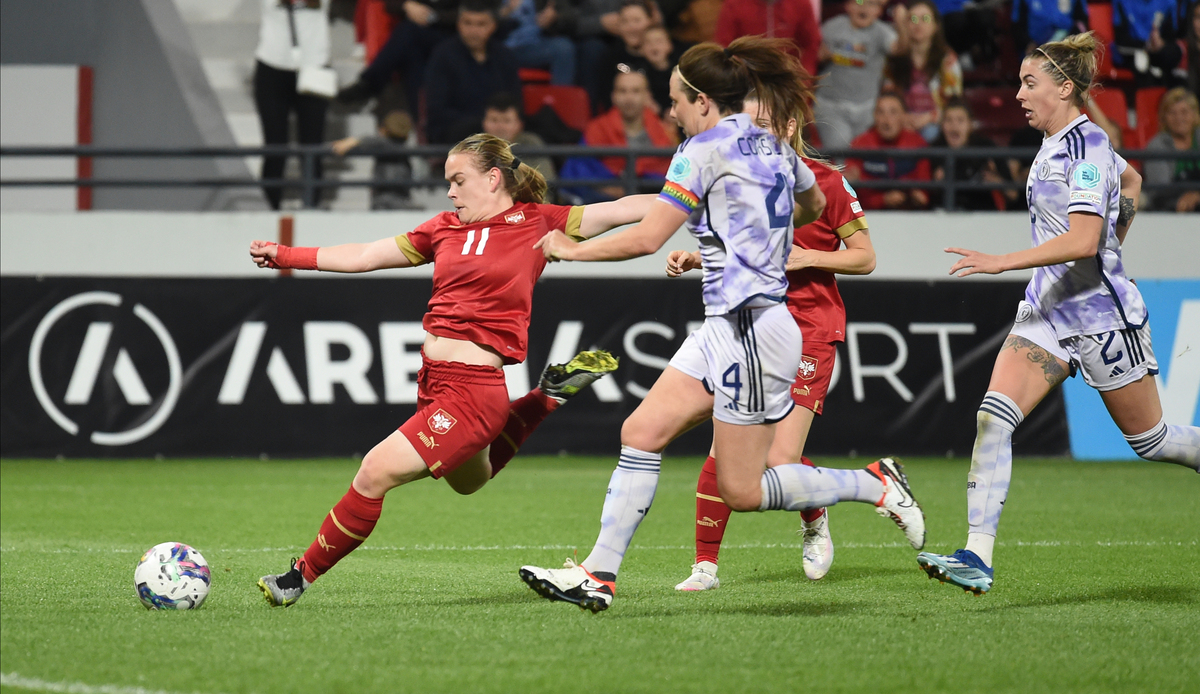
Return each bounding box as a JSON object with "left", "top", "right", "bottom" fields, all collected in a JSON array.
[{"left": 1, "top": 457, "right": 1197, "bottom": 694}]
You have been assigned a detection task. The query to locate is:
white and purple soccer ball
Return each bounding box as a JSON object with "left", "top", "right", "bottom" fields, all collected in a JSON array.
[{"left": 134, "top": 542, "right": 211, "bottom": 610}]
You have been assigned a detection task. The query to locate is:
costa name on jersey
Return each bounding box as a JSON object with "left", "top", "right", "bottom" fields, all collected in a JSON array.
[{"left": 659, "top": 113, "right": 818, "bottom": 316}]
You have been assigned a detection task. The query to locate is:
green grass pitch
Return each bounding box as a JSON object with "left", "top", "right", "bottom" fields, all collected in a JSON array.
[{"left": 1, "top": 456, "right": 1197, "bottom": 694}]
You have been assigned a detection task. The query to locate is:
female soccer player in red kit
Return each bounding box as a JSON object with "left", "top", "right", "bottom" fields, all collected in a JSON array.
[
  {"left": 249, "top": 134, "right": 650, "bottom": 606},
  {"left": 668, "top": 98, "right": 877, "bottom": 590}
]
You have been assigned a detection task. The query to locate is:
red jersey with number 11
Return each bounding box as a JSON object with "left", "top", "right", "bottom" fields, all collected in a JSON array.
[
  {"left": 785, "top": 159, "right": 868, "bottom": 344},
  {"left": 395, "top": 201, "right": 583, "bottom": 364}
]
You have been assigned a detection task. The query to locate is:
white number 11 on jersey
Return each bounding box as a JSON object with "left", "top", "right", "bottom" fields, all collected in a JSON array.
[{"left": 461, "top": 227, "right": 490, "bottom": 256}]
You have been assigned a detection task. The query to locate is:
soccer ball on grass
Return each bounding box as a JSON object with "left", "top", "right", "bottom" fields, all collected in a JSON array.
[{"left": 134, "top": 542, "right": 211, "bottom": 610}]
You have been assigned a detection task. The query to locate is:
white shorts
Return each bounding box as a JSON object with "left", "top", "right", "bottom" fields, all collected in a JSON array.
[
  {"left": 1009, "top": 301, "right": 1159, "bottom": 391},
  {"left": 668, "top": 303, "right": 802, "bottom": 425}
]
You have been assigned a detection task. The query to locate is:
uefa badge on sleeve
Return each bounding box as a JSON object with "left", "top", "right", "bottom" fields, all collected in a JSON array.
[{"left": 1073, "top": 162, "right": 1100, "bottom": 188}]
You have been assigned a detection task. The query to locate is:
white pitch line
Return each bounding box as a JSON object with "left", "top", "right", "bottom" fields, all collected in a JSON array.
[
  {"left": 0, "top": 540, "right": 1194, "bottom": 555},
  {"left": 0, "top": 673, "right": 226, "bottom": 694}
]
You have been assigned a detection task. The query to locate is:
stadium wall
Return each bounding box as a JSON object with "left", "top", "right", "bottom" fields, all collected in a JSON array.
[
  {"left": 0, "top": 0, "right": 257, "bottom": 211},
  {"left": 2, "top": 212, "right": 1197, "bottom": 460}
]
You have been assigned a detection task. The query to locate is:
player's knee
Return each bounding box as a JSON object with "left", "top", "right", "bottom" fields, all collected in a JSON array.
[
  {"left": 718, "top": 480, "right": 762, "bottom": 512},
  {"left": 620, "top": 417, "right": 668, "bottom": 453}
]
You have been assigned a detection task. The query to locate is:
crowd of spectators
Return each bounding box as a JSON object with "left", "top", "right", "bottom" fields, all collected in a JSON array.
[{"left": 266, "top": 0, "right": 1199, "bottom": 212}]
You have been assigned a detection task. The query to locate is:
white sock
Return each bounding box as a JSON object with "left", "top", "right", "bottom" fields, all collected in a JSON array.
[
  {"left": 968, "top": 392, "right": 1023, "bottom": 547},
  {"left": 1125, "top": 420, "right": 1200, "bottom": 470},
  {"left": 965, "top": 533, "right": 995, "bottom": 567},
  {"left": 581, "top": 446, "right": 660, "bottom": 577},
  {"left": 759, "top": 464, "right": 884, "bottom": 511}
]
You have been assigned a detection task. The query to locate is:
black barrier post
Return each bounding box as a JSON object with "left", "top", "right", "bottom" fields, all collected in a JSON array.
[
  {"left": 301, "top": 150, "right": 317, "bottom": 208},
  {"left": 944, "top": 151, "right": 957, "bottom": 211},
  {"left": 622, "top": 150, "right": 638, "bottom": 196}
]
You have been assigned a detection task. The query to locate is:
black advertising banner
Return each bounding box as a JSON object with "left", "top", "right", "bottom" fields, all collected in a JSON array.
[{"left": 0, "top": 277, "right": 1067, "bottom": 458}]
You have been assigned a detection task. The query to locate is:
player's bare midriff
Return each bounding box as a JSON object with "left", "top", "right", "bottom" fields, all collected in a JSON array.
[{"left": 423, "top": 333, "right": 504, "bottom": 369}]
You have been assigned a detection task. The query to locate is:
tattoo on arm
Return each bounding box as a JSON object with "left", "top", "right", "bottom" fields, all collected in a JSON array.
[
  {"left": 1001, "top": 335, "right": 1070, "bottom": 386},
  {"left": 1117, "top": 195, "right": 1136, "bottom": 228}
]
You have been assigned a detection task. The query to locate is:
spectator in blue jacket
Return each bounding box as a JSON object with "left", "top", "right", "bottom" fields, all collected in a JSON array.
[
  {"left": 1011, "top": 0, "right": 1089, "bottom": 55},
  {"left": 502, "top": 0, "right": 577, "bottom": 85},
  {"left": 1112, "top": 0, "right": 1187, "bottom": 88},
  {"left": 424, "top": 0, "right": 523, "bottom": 143},
  {"left": 935, "top": 0, "right": 997, "bottom": 70}
]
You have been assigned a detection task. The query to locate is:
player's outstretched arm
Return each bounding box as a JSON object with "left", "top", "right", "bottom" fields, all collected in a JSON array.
[
  {"left": 945, "top": 212, "right": 1103, "bottom": 277},
  {"left": 1116, "top": 165, "right": 1141, "bottom": 245},
  {"left": 794, "top": 184, "right": 827, "bottom": 227},
  {"left": 575, "top": 194, "right": 659, "bottom": 239},
  {"left": 788, "top": 229, "right": 876, "bottom": 275},
  {"left": 536, "top": 199, "right": 689, "bottom": 262},
  {"left": 249, "top": 237, "right": 416, "bottom": 273}
]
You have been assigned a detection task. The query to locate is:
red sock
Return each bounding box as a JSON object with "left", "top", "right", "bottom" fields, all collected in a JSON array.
[
  {"left": 695, "top": 456, "right": 732, "bottom": 565},
  {"left": 488, "top": 388, "right": 560, "bottom": 477},
  {"left": 299, "top": 485, "right": 383, "bottom": 583},
  {"left": 798, "top": 456, "right": 826, "bottom": 523}
]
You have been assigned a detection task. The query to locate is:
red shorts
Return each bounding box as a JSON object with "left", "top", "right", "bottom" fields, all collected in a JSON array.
[
  {"left": 791, "top": 340, "right": 838, "bottom": 415},
  {"left": 398, "top": 356, "right": 509, "bottom": 479}
]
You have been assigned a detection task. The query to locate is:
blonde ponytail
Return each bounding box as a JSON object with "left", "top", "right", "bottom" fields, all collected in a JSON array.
[
  {"left": 1033, "top": 31, "right": 1102, "bottom": 108},
  {"left": 449, "top": 133, "right": 549, "bottom": 204}
]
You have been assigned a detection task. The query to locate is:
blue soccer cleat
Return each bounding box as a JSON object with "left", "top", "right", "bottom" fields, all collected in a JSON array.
[{"left": 917, "top": 549, "right": 994, "bottom": 596}]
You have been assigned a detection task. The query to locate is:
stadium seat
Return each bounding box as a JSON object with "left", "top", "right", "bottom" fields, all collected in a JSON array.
[
  {"left": 523, "top": 85, "right": 591, "bottom": 132},
  {"left": 1089, "top": 88, "right": 1128, "bottom": 130},
  {"left": 964, "top": 87, "right": 1027, "bottom": 142},
  {"left": 1135, "top": 86, "right": 1167, "bottom": 143},
  {"left": 519, "top": 68, "right": 553, "bottom": 84},
  {"left": 1089, "top": 3, "right": 1135, "bottom": 84}
]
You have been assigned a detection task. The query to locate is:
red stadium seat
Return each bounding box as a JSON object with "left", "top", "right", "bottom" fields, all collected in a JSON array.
[
  {"left": 1135, "top": 86, "right": 1167, "bottom": 143},
  {"left": 523, "top": 85, "right": 592, "bottom": 132},
  {"left": 1088, "top": 88, "right": 1128, "bottom": 129},
  {"left": 362, "top": 0, "right": 397, "bottom": 66},
  {"left": 518, "top": 68, "right": 553, "bottom": 84},
  {"left": 1089, "top": 3, "right": 1135, "bottom": 84},
  {"left": 964, "top": 87, "right": 1026, "bottom": 142}
]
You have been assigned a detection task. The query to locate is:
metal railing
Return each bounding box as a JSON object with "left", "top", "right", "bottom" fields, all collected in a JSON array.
[{"left": 2, "top": 144, "right": 1196, "bottom": 211}]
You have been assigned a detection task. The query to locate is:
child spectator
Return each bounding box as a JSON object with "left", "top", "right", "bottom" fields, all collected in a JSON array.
[
  {"left": 423, "top": 0, "right": 523, "bottom": 143},
  {"left": 844, "top": 91, "right": 931, "bottom": 209},
  {"left": 639, "top": 25, "right": 682, "bottom": 115},
  {"left": 502, "top": 0, "right": 578, "bottom": 85},
  {"left": 1112, "top": 0, "right": 1188, "bottom": 88},
  {"left": 560, "top": 68, "right": 675, "bottom": 201},
  {"left": 330, "top": 110, "right": 421, "bottom": 209},
  {"left": 814, "top": 0, "right": 910, "bottom": 153},
  {"left": 595, "top": 0, "right": 656, "bottom": 111},
  {"left": 1003, "top": 124, "right": 1045, "bottom": 211},
  {"left": 714, "top": 0, "right": 821, "bottom": 77},
  {"left": 482, "top": 92, "right": 558, "bottom": 181},
  {"left": 883, "top": 0, "right": 962, "bottom": 143},
  {"left": 1144, "top": 87, "right": 1200, "bottom": 212},
  {"left": 929, "top": 97, "right": 1011, "bottom": 210},
  {"left": 1011, "top": 0, "right": 1089, "bottom": 55}
]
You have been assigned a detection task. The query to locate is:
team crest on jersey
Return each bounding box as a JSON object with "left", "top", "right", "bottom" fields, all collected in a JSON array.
[
  {"left": 1073, "top": 162, "right": 1100, "bottom": 189},
  {"left": 842, "top": 177, "right": 858, "bottom": 198},
  {"left": 505, "top": 211, "right": 526, "bottom": 224},
  {"left": 667, "top": 157, "right": 692, "bottom": 183},
  {"left": 428, "top": 409, "right": 457, "bottom": 435},
  {"left": 1016, "top": 302, "right": 1033, "bottom": 323},
  {"left": 1037, "top": 161, "right": 1051, "bottom": 180},
  {"left": 798, "top": 355, "right": 818, "bottom": 381}
]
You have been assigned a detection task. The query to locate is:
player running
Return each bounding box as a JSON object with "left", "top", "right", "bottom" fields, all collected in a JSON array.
[
  {"left": 669, "top": 96, "right": 877, "bottom": 591},
  {"left": 917, "top": 32, "right": 1200, "bottom": 596},
  {"left": 520, "top": 37, "right": 925, "bottom": 613},
  {"left": 251, "top": 134, "right": 651, "bottom": 607}
]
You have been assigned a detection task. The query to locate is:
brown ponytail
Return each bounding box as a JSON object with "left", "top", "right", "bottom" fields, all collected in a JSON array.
[
  {"left": 1032, "top": 31, "right": 1102, "bottom": 108},
  {"left": 449, "top": 133, "right": 549, "bottom": 204},
  {"left": 676, "top": 36, "right": 816, "bottom": 144}
]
